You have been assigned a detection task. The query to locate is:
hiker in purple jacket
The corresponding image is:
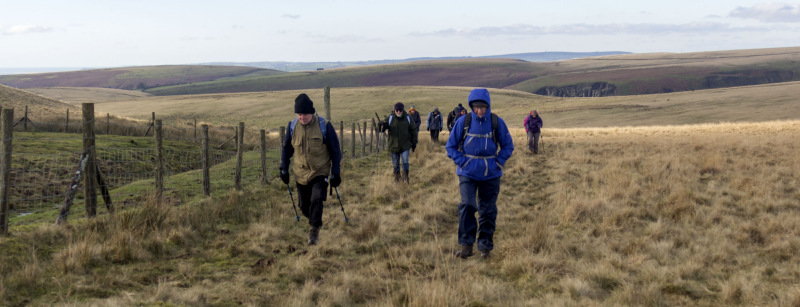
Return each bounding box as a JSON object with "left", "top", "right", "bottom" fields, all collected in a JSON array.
[{"left": 523, "top": 110, "right": 543, "bottom": 154}]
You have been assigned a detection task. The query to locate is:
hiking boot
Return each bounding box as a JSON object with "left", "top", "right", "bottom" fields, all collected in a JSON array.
[
  {"left": 307, "top": 227, "right": 320, "bottom": 245},
  {"left": 479, "top": 249, "right": 491, "bottom": 259},
  {"left": 403, "top": 170, "right": 409, "bottom": 183},
  {"left": 454, "top": 244, "right": 473, "bottom": 259},
  {"left": 394, "top": 171, "right": 401, "bottom": 183}
]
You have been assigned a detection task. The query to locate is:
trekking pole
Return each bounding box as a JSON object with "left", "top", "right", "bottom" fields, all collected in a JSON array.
[
  {"left": 333, "top": 187, "right": 350, "bottom": 223},
  {"left": 285, "top": 183, "right": 300, "bottom": 221},
  {"left": 541, "top": 135, "right": 545, "bottom": 154}
]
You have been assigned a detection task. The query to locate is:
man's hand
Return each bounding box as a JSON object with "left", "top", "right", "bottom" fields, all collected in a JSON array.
[
  {"left": 280, "top": 169, "right": 290, "bottom": 184},
  {"left": 411, "top": 144, "right": 416, "bottom": 153},
  {"left": 330, "top": 173, "right": 341, "bottom": 188}
]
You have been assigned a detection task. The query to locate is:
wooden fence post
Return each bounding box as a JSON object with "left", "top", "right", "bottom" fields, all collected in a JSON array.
[
  {"left": 65, "top": 109, "right": 69, "bottom": 133},
  {"left": 279, "top": 126, "right": 285, "bottom": 147},
  {"left": 0, "top": 109, "right": 13, "bottom": 235},
  {"left": 202, "top": 125, "right": 210, "bottom": 197},
  {"left": 194, "top": 118, "right": 197, "bottom": 141},
  {"left": 106, "top": 113, "right": 110, "bottom": 135},
  {"left": 351, "top": 122, "right": 356, "bottom": 158},
  {"left": 370, "top": 119, "right": 374, "bottom": 154},
  {"left": 359, "top": 122, "right": 365, "bottom": 157},
  {"left": 324, "top": 86, "right": 331, "bottom": 123},
  {"left": 340, "top": 121, "right": 344, "bottom": 155},
  {"left": 155, "top": 119, "right": 163, "bottom": 200},
  {"left": 82, "top": 103, "right": 97, "bottom": 217},
  {"left": 260, "top": 129, "right": 267, "bottom": 184},
  {"left": 235, "top": 122, "right": 244, "bottom": 190}
]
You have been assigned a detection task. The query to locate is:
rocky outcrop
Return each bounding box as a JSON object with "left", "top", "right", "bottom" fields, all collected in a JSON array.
[
  {"left": 534, "top": 82, "right": 618, "bottom": 97},
  {"left": 704, "top": 70, "right": 795, "bottom": 89}
]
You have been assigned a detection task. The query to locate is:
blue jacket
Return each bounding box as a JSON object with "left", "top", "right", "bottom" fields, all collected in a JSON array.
[{"left": 446, "top": 89, "right": 514, "bottom": 181}]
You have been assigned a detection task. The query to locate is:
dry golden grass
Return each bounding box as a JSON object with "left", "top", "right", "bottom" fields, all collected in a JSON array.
[{"left": 3, "top": 119, "right": 799, "bottom": 305}]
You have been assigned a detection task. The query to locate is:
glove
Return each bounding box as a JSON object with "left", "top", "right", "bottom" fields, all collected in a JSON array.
[
  {"left": 280, "top": 169, "right": 290, "bottom": 184},
  {"left": 411, "top": 144, "right": 416, "bottom": 152},
  {"left": 329, "top": 173, "right": 341, "bottom": 188},
  {"left": 427, "top": 127, "right": 430, "bottom": 131},
  {"left": 439, "top": 128, "right": 442, "bottom": 132}
]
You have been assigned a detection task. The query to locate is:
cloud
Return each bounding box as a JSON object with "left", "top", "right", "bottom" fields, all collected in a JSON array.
[
  {"left": 730, "top": 3, "right": 800, "bottom": 22},
  {"left": 282, "top": 14, "right": 301, "bottom": 19},
  {"left": 1, "top": 25, "right": 53, "bottom": 35},
  {"left": 415, "top": 22, "right": 767, "bottom": 37}
]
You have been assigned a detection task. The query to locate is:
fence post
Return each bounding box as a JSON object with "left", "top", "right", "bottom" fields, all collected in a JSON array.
[
  {"left": 194, "top": 118, "right": 197, "bottom": 141},
  {"left": 235, "top": 122, "right": 244, "bottom": 190},
  {"left": 82, "top": 103, "right": 97, "bottom": 217},
  {"left": 202, "top": 125, "right": 210, "bottom": 197},
  {"left": 106, "top": 113, "right": 110, "bottom": 135},
  {"left": 155, "top": 119, "right": 163, "bottom": 200},
  {"left": 359, "top": 122, "right": 365, "bottom": 157},
  {"left": 260, "top": 129, "right": 267, "bottom": 184},
  {"left": 324, "top": 86, "right": 331, "bottom": 123},
  {"left": 65, "top": 109, "right": 69, "bottom": 133},
  {"left": 351, "top": 122, "right": 356, "bottom": 158},
  {"left": 279, "top": 126, "right": 285, "bottom": 147},
  {"left": 0, "top": 109, "right": 13, "bottom": 235},
  {"left": 370, "top": 119, "right": 375, "bottom": 154}
]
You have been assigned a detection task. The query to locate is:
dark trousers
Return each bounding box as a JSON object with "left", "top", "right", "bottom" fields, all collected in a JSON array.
[
  {"left": 527, "top": 131, "right": 541, "bottom": 153},
  {"left": 457, "top": 176, "right": 500, "bottom": 251},
  {"left": 430, "top": 129, "right": 440, "bottom": 142},
  {"left": 296, "top": 176, "right": 328, "bottom": 228}
]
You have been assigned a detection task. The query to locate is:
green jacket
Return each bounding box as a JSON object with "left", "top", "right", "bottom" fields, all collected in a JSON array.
[{"left": 382, "top": 112, "right": 418, "bottom": 153}]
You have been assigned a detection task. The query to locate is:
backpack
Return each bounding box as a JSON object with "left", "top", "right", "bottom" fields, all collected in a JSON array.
[
  {"left": 459, "top": 113, "right": 499, "bottom": 152},
  {"left": 288, "top": 116, "right": 328, "bottom": 144},
  {"left": 524, "top": 114, "right": 536, "bottom": 131},
  {"left": 387, "top": 114, "right": 411, "bottom": 126}
]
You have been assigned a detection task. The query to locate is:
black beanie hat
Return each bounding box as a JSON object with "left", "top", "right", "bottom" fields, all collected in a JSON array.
[
  {"left": 394, "top": 102, "right": 404, "bottom": 111},
  {"left": 294, "top": 93, "right": 315, "bottom": 114}
]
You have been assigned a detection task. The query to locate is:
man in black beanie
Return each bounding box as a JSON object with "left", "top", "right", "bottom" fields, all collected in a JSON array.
[
  {"left": 280, "top": 93, "right": 342, "bottom": 245},
  {"left": 379, "top": 102, "right": 418, "bottom": 183}
]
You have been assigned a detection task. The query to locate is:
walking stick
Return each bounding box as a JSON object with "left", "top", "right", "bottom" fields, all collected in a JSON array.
[
  {"left": 333, "top": 187, "right": 350, "bottom": 223},
  {"left": 285, "top": 183, "right": 300, "bottom": 221}
]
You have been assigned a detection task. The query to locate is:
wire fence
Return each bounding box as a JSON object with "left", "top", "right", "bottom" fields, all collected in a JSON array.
[{"left": 0, "top": 103, "right": 389, "bottom": 232}]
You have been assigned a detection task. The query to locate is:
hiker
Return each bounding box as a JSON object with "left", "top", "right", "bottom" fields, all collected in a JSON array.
[
  {"left": 408, "top": 106, "right": 422, "bottom": 130},
  {"left": 524, "top": 110, "right": 543, "bottom": 154},
  {"left": 379, "top": 102, "right": 418, "bottom": 183},
  {"left": 426, "top": 107, "right": 444, "bottom": 142},
  {"left": 446, "top": 88, "right": 514, "bottom": 259},
  {"left": 446, "top": 103, "right": 465, "bottom": 131},
  {"left": 280, "top": 93, "right": 342, "bottom": 246}
]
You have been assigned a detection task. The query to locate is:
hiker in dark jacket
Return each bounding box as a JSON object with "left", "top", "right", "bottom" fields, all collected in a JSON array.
[
  {"left": 446, "top": 88, "right": 514, "bottom": 259},
  {"left": 446, "top": 103, "right": 465, "bottom": 132},
  {"left": 280, "top": 93, "right": 342, "bottom": 246},
  {"left": 523, "top": 110, "right": 543, "bottom": 154},
  {"left": 379, "top": 102, "right": 418, "bottom": 183},
  {"left": 408, "top": 106, "right": 422, "bottom": 130},
  {"left": 426, "top": 107, "right": 443, "bottom": 142}
]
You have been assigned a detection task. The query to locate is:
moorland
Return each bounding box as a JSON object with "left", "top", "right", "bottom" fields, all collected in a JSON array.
[{"left": 0, "top": 47, "right": 799, "bottom": 306}]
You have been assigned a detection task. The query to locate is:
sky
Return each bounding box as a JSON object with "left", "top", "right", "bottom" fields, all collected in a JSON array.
[{"left": 1, "top": 0, "right": 800, "bottom": 69}]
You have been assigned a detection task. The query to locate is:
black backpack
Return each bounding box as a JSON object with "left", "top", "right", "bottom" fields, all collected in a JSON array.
[{"left": 459, "top": 113, "right": 499, "bottom": 152}]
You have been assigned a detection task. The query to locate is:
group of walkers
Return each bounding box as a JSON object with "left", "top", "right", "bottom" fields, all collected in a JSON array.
[{"left": 279, "top": 88, "right": 541, "bottom": 260}]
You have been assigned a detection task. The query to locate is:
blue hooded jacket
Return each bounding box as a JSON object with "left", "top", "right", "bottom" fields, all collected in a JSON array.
[{"left": 446, "top": 89, "right": 514, "bottom": 181}]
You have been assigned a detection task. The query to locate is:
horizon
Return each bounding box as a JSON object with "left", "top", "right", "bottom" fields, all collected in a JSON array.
[{"left": 2, "top": 1, "right": 800, "bottom": 68}]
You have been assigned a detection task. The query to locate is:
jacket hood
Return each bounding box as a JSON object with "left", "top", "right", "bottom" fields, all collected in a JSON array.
[{"left": 467, "top": 88, "right": 492, "bottom": 119}]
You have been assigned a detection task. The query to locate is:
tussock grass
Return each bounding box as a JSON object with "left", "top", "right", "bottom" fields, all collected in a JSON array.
[{"left": 1, "top": 120, "right": 800, "bottom": 305}]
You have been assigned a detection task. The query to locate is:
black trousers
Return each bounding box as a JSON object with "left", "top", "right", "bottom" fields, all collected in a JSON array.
[
  {"left": 296, "top": 176, "right": 328, "bottom": 228},
  {"left": 430, "top": 129, "right": 440, "bottom": 142}
]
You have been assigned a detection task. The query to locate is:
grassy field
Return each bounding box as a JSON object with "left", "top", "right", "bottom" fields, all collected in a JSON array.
[
  {"left": 35, "top": 81, "right": 800, "bottom": 132},
  {"left": 1, "top": 120, "right": 799, "bottom": 305}
]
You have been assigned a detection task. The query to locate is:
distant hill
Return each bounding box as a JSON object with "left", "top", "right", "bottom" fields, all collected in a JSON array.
[
  {"left": 3, "top": 47, "right": 800, "bottom": 97},
  {"left": 201, "top": 51, "right": 630, "bottom": 72},
  {"left": 0, "top": 65, "right": 283, "bottom": 90},
  {"left": 0, "top": 83, "right": 76, "bottom": 119}
]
